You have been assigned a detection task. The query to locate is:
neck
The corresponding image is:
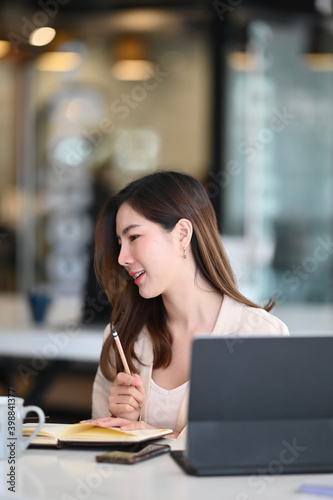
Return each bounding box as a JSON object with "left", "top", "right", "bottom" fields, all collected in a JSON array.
[{"left": 162, "top": 280, "right": 223, "bottom": 339}]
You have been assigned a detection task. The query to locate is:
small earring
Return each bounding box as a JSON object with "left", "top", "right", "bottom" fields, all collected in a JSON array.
[{"left": 183, "top": 247, "right": 187, "bottom": 259}]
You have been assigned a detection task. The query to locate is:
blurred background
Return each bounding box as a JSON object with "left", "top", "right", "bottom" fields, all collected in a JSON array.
[{"left": 1, "top": 0, "right": 333, "bottom": 421}]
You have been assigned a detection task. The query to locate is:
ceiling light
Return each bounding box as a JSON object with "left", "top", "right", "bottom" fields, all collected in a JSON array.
[
  {"left": 112, "top": 36, "right": 155, "bottom": 80},
  {"left": 0, "top": 40, "right": 11, "bottom": 58},
  {"left": 35, "top": 52, "right": 82, "bottom": 72},
  {"left": 29, "top": 27, "right": 56, "bottom": 47},
  {"left": 110, "top": 10, "right": 179, "bottom": 33},
  {"left": 112, "top": 60, "right": 155, "bottom": 80},
  {"left": 303, "top": 53, "right": 333, "bottom": 71}
]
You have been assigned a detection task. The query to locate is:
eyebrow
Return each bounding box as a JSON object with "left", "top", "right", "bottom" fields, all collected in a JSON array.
[{"left": 116, "top": 224, "right": 142, "bottom": 239}]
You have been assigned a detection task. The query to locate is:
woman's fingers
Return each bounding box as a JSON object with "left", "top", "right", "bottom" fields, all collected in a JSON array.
[
  {"left": 107, "top": 418, "right": 155, "bottom": 431},
  {"left": 107, "top": 373, "right": 145, "bottom": 418},
  {"left": 110, "top": 383, "right": 143, "bottom": 402},
  {"left": 133, "top": 374, "right": 145, "bottom": 396},
  {"left": 79, "top": 416, "right": 154, "bottom": 431},
  {"left": 114, "top": 372, "right": 142, "bottom": 387},
  {"left": 108, "top": 387, "right": 143, "bottom": 409},
  {"left": 108, "top": 395, "right": 141, "bottom": 413},
  {"left": 80, "top": 417, "right": 116, "bottom": 427}
]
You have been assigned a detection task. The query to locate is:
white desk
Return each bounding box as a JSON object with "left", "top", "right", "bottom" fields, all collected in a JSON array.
[
  {"left": 0, "top": 326, "right": 102, "bottom": 363},
  {"left": 1, "top": 442, "right": 333, "bottom": 500},
  {"left": 0, "top": 294, "right": 103, "bottom": 409},
  {"left": 0, "top": 294, "right": 103, "bottom": 363}
]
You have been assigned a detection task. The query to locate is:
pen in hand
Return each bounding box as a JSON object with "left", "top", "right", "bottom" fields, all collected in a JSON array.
[{"left": 112, "top": 328, "right": 131, "bottom": 376}]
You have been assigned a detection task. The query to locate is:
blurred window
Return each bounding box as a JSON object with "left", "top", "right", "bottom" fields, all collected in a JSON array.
[{"left": 221, "top": 15, "right": 333, "bottom": 304}]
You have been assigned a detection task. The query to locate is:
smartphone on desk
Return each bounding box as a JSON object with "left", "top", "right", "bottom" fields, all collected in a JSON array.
[{"left": 96, "top": 443, "right": 170, "bottom": 465}]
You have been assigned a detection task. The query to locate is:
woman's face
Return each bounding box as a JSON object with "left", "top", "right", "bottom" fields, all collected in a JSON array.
[{"left": 116, "top": 202, "right": 180, "bottom": 299}]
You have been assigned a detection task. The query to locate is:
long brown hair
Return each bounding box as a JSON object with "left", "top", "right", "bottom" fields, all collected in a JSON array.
[{"left": 95, "top": 170, "right": 274, "bottom": 381}]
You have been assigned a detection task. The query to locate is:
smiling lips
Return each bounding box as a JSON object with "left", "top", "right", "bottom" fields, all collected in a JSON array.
[
  {"left": 130, "top": 270, "right": 145, "bottom": 284},
  {"left": 133, "top": 271, "right": 144, "bottom": 279}
]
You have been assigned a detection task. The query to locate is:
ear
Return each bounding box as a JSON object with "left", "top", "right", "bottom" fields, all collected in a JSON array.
[{"left": 177, "top": 218, "right": 193, "bottom": 250}]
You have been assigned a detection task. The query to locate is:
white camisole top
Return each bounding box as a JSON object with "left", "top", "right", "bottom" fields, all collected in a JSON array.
[{"left": 147, "top": 379, "right": 189, "bottom": 431}]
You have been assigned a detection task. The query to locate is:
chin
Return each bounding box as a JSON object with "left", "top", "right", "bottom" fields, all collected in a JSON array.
[{"left": 138, "top": 288, "right": 161, "bottom": 300}]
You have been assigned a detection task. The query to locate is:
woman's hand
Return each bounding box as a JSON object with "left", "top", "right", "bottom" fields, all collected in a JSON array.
[
  {"left": 80, "top": 416, "right": 179, "bottom": 438},
  {"left": 80, "top": 416, "right": 155, "bottom": 431},
  {"left": 108, "top": 372, "right": 144, "bottom": 421}
]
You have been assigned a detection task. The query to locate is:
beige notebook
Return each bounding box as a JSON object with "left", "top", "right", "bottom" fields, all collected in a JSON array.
[{"left": 23, "top": 423, "right": 173, "bottom": 448}]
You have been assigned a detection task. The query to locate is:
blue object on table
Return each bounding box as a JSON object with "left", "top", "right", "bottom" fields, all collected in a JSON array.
[
  {"left": 28, "top": 291, "right": 51, "bottom": 323},
  {"left": 298, "top": 484, "right": 333, "bottom": 496}
]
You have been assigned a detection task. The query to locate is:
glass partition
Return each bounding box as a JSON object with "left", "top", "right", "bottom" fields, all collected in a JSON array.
[{"left": 221, "top": 14, "right": 333, "bottom": 306}]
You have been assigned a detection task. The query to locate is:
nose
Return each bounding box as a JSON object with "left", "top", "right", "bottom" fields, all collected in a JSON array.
[{"left": 118, "top": 242, "right": 133, "bottom": 267}]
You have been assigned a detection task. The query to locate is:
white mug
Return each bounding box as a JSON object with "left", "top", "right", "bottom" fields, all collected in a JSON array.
[{"left": 0, "top": 396, "right": 45, "bottom": 460}]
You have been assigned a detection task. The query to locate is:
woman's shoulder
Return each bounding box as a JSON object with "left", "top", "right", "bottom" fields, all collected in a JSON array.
[{"left": 221, "top": 295, "right": 289, "bottom": 335}]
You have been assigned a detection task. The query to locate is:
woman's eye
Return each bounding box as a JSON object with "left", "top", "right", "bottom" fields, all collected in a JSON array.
[{"left": 129, "top": 235, "right": 139, "bottom": 242}]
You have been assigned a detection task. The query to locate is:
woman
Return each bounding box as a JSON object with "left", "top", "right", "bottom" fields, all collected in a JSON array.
[{"left": 82, "top": 170, "right": 289, "bottom": 439}]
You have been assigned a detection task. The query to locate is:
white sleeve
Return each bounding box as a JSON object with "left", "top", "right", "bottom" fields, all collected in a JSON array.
[
  {"left": 91, "top": 324, "right": 114, "bottom": 418},
  {"left": 92, "top": 365, "right": 113, "bottom": 418}
]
